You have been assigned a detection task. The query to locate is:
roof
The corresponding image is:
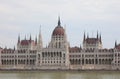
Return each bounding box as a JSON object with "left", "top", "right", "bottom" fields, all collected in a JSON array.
[
  {"left": 1, "top": 48, "right": 15, "bottom": 53},
  {"left": 52, "top": 26, "right": 65, "bottom": 36},
  {"left": 69, "top": 47, "right": 81, "bottom": 53},
  {"left": 85, "top": 38, "right": 100, "bottom": 44},
  {"left": 115, "top": 44, "right": 120, "bottom": 50},
  {"left": 20, "top": 40, "right": 35, "bottom": 46}
]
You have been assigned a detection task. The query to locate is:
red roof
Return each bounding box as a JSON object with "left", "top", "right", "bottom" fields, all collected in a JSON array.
[
  {"left": 69, "top": 47, "right": 81, "bottom": 52},
  {"left": 85, "top": 38, "right": 99, "bottom": 44},
  {"left": 115, "top": 44, "right": 120, "bottom": 50},
  {"left": 20, "top": 40, "right": 35, "bottom": 46},
  {"left": 1, "top": 49, "right": 15, "bottom": 53},
  {"left": 52, "top": 26, "right": 65, "bottom": 36},
  {"left": 21, "top": 40, "right": 29, "bottom": 45}
]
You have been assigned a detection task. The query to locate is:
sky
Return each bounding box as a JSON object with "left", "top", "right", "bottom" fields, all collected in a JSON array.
[{"left": 0, "top": 0, "right": 120, "bottom": 49}]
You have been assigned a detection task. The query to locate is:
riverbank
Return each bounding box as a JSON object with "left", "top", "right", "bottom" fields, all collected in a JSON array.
[
  {"left": 0, "top": 69, "right": 120, "bottom": 72},
  {"left": 0, "top": 70, "right": 120, "bottom": 79}
]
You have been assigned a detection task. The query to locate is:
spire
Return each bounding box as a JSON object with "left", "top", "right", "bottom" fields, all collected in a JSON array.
[
  {"left": 29, "top": 34, "right": 32, "bottom": 41},
  {"left": 35, "top": 36, "right": 37, "bottom": 45},
  {"left": 38, "top": 26, "right": 43, "bottom": 48},
  {"left": 84, "top": 32, "right": 86, "bottom": 41},
  {"left": 115, "top": 40, "right": 117, "bottom": 48},
  {"left": 18, "top": 34, "right": 20, "bottom": 43},
  {"left": 58, "top": 16, "right": 61, "bottom": 26},
  {"left": 97, "top": 31, "right": 99, "bottom": 39},
  {"left": 100, "top": 34, "right": 102, "bottom": 43}
]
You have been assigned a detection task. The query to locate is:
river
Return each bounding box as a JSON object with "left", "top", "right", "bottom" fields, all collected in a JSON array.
[{"left": 0, "top": 71, "right": 120, "bottom": 79}]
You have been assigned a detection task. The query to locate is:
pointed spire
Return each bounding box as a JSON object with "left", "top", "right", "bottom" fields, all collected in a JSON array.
[
  {"left": 35, "top": 36, "right": 37, "bottom": 45},
  {"left": 29, "top": 34, "right": 32, "bottom": 41},
  {"left": 100, "top": 33, "right": 102, "bottom": 43},
  {"left": 115, "top": 40, "right": 117, "bottom": 48},
  {"left": 97, "top": 31, "right": 99, "bottom": 39},
  {"left": 38, "top": 25, "right": 43, "bottom": 48},
  {"left": 84, "top": 31, "right": 86, "bottom": 41},
  {"left": 18, "top": 34, "right": 20, "bottom": 43},
  {"left": 58, "top": 16, "right": 61, "bottom": 26}
]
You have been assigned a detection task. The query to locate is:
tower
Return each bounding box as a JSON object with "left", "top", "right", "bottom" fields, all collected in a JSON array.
[
  {"left": 45, "top": 17, "right": 69, "bottom": 68},
  {"left": 37, "top": 26, "right": 43, "bottom": 50},
  {"left": 48, "top": 16, "right": 68, "bottom": 49},
  {"left": 83, "top": 32, "right": 102, "bottom": 50}
]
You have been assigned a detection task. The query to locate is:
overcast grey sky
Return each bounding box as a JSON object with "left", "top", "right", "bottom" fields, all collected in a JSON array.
[{"left": 0, "top": 0, "right": 120, "bottom": 48}]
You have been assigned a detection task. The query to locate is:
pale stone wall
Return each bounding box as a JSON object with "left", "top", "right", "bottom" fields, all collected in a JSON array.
[{"left": 69, "top": 49, "right": 114, "bottom": 70}]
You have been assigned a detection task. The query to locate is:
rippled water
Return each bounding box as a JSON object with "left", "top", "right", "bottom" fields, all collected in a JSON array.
[{"left": 0, "top": 71, "right": 120, "bottom": 79}]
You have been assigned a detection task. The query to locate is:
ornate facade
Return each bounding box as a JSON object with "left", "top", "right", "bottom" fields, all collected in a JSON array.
[{"left": 0, "top": 18, "right": 120, "bottom": 70}]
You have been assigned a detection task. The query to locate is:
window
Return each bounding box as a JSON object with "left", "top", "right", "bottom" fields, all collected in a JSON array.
[
  {"left": 59, "top": 42, "right": 61, "bottom": 48},
  {"left": 63, "top": 54, "right": 65, "bottom": 57}
]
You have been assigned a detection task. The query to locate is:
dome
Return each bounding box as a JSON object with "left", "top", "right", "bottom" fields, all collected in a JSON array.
[
  {"left": 52, "top": 17, "right": 65, "bottom": 36},
  {"left": 52, "top": 26, "right": 65, "bottom": 36}
]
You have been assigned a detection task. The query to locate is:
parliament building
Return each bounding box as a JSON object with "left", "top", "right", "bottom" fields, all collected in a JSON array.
[{"left": 0, "top": 17, "right": 120, "bottom": 70}]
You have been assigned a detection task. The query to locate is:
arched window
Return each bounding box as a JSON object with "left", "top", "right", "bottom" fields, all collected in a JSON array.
[
  {"left": 59, "top": 42, "right": 61, "bottom": 48},
  {"left": 56, "top": 42, "right": 57, "bottom": 48}
]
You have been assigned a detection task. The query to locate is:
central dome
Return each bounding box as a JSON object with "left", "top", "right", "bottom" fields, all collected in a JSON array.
[
  {"left": 52, "top": 26, "right": 65, "bottom": 36},
  {"left": 52, "top": 17, "right": 65, "bottom": 36}
]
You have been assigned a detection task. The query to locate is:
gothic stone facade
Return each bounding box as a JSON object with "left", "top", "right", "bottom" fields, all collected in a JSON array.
[{"left": 0, "top": 18, "right": 120, "bottom": 70}]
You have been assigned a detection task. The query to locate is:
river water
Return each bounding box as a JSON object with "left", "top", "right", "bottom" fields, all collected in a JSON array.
[{"left": 0, "top": 71, "right": 120, "bottom": 79}]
